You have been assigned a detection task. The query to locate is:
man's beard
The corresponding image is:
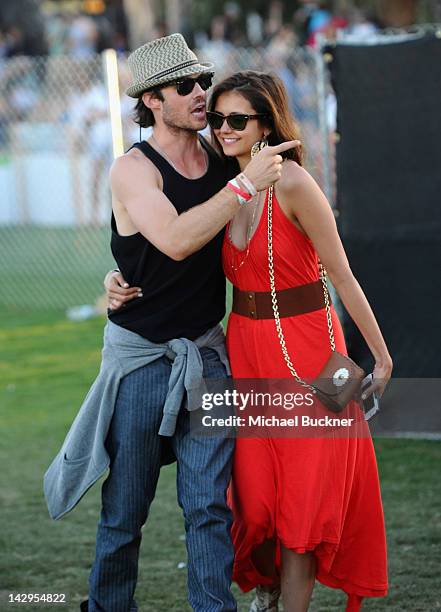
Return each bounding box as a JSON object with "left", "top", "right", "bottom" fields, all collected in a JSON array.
[{"left": 162, "top": 102, "right": 205, "bottom": 134}]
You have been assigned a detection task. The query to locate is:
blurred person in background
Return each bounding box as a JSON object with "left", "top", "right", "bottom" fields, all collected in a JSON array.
[
  {"left": 265, "top": 26, "right": 299, "bottom": 111},
  {"left": 344, "top": 8, "right": 378, "bottom": 39},
  {"left": 67, "top": 68, "right": 135, "bottom": 225},
  {"left": 197, "top": 15, "right": 234, "bottom": 77},
  {"left": 294, "top": 0, "right": 332, "bottom": 46},
  {"left": 151, "top": 21, "right": 169, "bottom": 40},
  {"left": 118, "top": 61, "right": 144, "bottom": 146},
  {"left": 0, "top": 90, "right": 9, "bottom": 149},
  {"left": 68, "top": 75, "right": 113, "bottom": 225},
  {"left": 46, "top": 12, "right": 70, "bottom": 55},
  {"left": 0, "top": 0, "right": 47, "bottom": 55},
  {"left": 265, "top": 0, "right": 284, "bottom": 40},
  {"left": 0, "top": 53, "right": 40, "bottom": 129},
  {"left": 266, "top": 24, "right": 297, "bottom": 59},
  {"left": 3, "top": 25, "right": 29, "bottom": 57},
  {"left": 66, "top": 13, "right": 99, "bottom": 58},
  {"left": 0, "top": 30, "right": 6, "bottom": 58},
  {"left": 112, "top": 30, "right": 128, "bottom": 54},
  {"left": 246, "top": 11, "right": 264, "bottom": 47},
  {"left": 224, "top": 1, "right": 247, "bottom": 46}
]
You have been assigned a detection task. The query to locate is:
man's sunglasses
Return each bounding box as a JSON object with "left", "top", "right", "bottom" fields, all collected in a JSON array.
[
  {"left": 165, "top": 72, "right": 214, "bottom": 96},
  {"left": 206, "top": 111, "right": 268, "bottom": 131}
]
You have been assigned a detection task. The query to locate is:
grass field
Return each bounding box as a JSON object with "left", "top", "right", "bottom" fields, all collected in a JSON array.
[
  {"left": 0, "top": 309, "right": 440, "bottom": 611},
  {"left": 0, "top": 227, "right": 114, "bottom": 310}
]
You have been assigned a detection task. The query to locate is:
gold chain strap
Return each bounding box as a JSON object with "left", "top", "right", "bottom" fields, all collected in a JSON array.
[
  {"left": 318, "top": 260, "right": 336, "bottom": 352},
  {"left": 267, "top": 186, "right": 335, "bottom": 390}
]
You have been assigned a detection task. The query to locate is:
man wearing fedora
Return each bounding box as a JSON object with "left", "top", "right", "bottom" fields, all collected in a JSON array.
[{"left": 44, "top": 33, "right": 298, "bottom": 612}]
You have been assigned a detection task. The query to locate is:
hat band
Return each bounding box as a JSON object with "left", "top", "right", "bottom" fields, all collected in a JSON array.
[{"left": 151, "top": 59, "right": 199, "bottom": 82}]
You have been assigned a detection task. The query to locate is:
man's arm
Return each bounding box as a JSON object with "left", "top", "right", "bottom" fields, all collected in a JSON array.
[{"left": 110, "top": 140, "right": 300, "bottom": 261}]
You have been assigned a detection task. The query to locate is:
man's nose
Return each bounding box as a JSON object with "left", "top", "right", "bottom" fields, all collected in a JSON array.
[{"left": 193, "top": 82, "right": 206, "bottom": 97}]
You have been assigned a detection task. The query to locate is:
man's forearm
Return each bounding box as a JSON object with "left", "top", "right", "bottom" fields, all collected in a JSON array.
[
  {"left": 165, "top": 184, "right": 240, "bottom": 260},
  {"left": 116, "top": 139, "right": 297, "bottom": 260}
]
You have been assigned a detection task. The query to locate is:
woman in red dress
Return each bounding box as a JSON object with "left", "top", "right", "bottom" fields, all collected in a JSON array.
[
  {"left": 206, "top": 71, "right": 391, "bottom": 612},
  {"left": 106, "top": 70, "right": 392, "bottom": 611}
]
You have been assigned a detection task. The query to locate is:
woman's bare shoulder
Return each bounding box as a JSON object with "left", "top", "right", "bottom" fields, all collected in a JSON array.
[{"left": 278, "top": 160, "right": 313, "bottom": 192}]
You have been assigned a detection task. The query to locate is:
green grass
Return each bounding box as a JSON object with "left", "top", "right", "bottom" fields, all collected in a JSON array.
[
  {"left": 0, "top": 227, "right": 115, "bottom": 310},
  {"left": 0, "top": 309, "right": 440, "bottom": 611}
]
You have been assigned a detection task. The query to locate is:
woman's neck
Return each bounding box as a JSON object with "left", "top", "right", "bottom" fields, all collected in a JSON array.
[{"left": 236, "top": 153, "right": 251, "bottom": 171}]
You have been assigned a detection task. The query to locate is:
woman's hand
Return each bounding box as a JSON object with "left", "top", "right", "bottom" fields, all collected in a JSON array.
[
  {"left": 104, "top": 270, "right": 141, "bottom": 310},
  {"left": 243, "top": 140, "right": 301, "bottom": 191},
  {"left": 363, "top": 355, "right": 393, "bottom": 400}
]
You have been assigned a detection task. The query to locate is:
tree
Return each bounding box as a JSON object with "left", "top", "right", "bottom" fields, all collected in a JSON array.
[{"left": 122, "top": 0, "right": 156, "bottom": 49}]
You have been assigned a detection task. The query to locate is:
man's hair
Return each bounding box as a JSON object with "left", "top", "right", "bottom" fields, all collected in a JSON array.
[{"left": 133, "top": 87, "right": 164, "bottom": 128}]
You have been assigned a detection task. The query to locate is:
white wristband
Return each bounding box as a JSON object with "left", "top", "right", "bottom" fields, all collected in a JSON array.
[{"left": 237, "top": 173, "right": 257, "bottom": 197}]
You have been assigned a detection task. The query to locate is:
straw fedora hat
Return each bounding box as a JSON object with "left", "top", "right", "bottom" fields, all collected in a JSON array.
[{"left": 126, "top": 33, "right": 214, "bottom": 98}]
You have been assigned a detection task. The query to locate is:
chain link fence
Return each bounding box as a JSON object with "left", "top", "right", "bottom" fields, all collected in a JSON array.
[{"left": 0, "top": 47, "right": 332, "bottom": 311}]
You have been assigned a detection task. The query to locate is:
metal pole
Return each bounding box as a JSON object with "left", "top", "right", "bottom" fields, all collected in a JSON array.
[
  {"left": 314, "top": 35, "right": 343, "bottom": 317},
  {"left": 314, "top": 34, "right": 334, "bottom": 207},
  {"left": 103, "top": 49, "right": 124, "bottom": 159}
]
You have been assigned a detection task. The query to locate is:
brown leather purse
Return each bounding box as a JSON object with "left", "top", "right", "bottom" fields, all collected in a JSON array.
[{"left": 267, "top": 185, "right": 365, "bottom": 413}]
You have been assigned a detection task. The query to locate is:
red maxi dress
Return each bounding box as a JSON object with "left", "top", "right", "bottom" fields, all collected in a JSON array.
[{"left": 222, "top": 189, "right": 388, "bottom": 611}]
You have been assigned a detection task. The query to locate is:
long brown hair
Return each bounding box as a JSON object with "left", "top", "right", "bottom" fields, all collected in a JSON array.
[{"left": 208, "top": 71, "right": 304, "bottom": 166}]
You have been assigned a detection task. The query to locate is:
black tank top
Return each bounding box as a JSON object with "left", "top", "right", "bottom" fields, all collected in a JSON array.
[{"left": 109, "top": 136, "right": 236, "bottom": 342}]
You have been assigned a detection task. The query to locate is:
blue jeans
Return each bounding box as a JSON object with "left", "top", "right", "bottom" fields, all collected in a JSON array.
[{"left": 88, "top": 348, "right": 236, "bottom": 611}]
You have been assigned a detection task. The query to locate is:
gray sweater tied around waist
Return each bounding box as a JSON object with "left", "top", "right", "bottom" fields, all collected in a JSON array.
[{"left": 44, "top": 320, "right": 230, "bottom": 520}]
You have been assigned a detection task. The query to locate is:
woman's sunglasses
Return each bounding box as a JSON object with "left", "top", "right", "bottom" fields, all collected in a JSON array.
[
  {"left": 166, "top": 72, "right": 214, "bottom": 96},
  {"left": 206, "top": 111, "right": 268, "bottom": 131}
]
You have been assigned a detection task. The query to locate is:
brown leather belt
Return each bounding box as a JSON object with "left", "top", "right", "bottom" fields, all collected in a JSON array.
[{"left": 232, "top": 280, "right": 329, "bottom": 320}]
